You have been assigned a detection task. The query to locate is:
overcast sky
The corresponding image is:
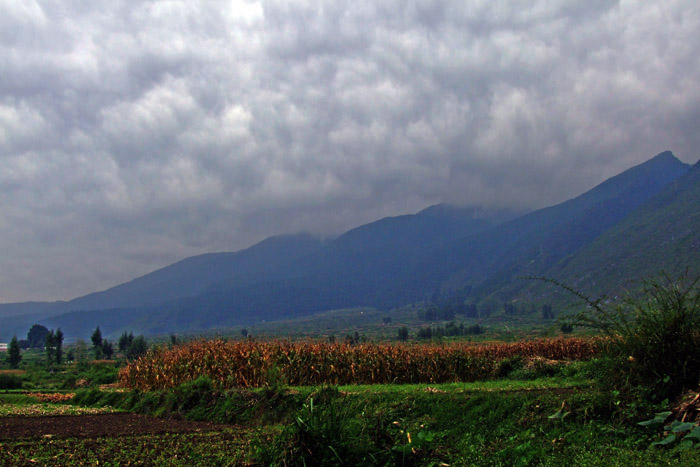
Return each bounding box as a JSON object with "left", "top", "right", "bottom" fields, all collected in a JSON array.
[{"left": 1, "top": 0, "right": 699, "bottom": 302}]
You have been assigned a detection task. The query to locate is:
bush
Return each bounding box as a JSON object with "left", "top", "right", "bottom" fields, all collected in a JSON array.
[
  {"left": 172, "top": 376, "right": 215, "bottom": 417},
  {"left": 541, "top": 274, "right": 700, "bottom": 402},
  {"left": 494, "top": 355, "right": 524, "bottom": 378},
  {"left": 0, "top": 374, "right": 23, "bottom": 389}
]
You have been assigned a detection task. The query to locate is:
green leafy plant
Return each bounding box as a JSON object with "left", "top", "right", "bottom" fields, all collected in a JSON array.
[
  {"left": 532, "top": 273, "right": 700, "bottom": 401},
  {"left": 391, "top": 425, "right": 436, "bottom": 466},
  {"left": 638, "top": 412, "right": 700, "bottom": 450},
  {"left": 548, "top": 402, "right": 571, "bottom": 421}
]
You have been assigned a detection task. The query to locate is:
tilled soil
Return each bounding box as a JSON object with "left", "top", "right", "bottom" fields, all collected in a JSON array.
[{"left": 0, "top": 413, "right": 228, "bottom": 440}]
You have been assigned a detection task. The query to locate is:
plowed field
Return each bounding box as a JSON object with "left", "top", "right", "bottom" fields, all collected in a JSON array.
[{"left": 0, "top": 413, "right": 228, "bottom": 440}]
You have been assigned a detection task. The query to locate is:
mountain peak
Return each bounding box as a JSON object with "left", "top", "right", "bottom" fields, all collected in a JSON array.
[
  {"left": 640, "top": 150, "right": 686, "bottom": 169},
  {"left": 417, "top": 203, "right": 524, "bottom": 224},
  {"left": 653, "top": 150, "right": 675, "bottom": 159}
]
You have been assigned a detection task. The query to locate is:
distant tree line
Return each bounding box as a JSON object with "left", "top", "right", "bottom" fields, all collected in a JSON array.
[
  {"left": 416, "top": 322, "right": 484, "bottom": 340},
  {"left": 395, "top": 322, "right": 485, "bottom": 341},
  {"left": 3, "top": 323, "right": 150, "bottom": 368},
  {"left": 417, "top": 303, "right": 479, "bottom": 321},
  {"left": 503, "top": 302, "right": 556, "bottom": 319},
  {"left": 419, "top": 302, "right": 557, "bottom": 321}
]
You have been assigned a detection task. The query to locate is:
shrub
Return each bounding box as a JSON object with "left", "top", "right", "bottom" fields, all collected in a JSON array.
[
  {"left": 494, "top": 355, "right": 524, "bottom": 378},
  {"left": 0, "top": 374, "right": 23, "bottom": 389},
  {"left": 172, "top": 376, "right": 215, "bottom": 418}
]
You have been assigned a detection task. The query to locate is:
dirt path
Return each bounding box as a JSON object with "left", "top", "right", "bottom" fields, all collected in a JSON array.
[{"left": 0, "top": 413, "right": 231, "bottom": 440}]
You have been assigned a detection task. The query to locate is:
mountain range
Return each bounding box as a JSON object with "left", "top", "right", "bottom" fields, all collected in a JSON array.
[{"left": 1, "top": 151, "right": 698, "bottom": 340}]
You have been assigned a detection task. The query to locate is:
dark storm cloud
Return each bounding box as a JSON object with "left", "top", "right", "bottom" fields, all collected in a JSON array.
[{"left": 1, "top": 0, "right": 699, "bottom": 301}]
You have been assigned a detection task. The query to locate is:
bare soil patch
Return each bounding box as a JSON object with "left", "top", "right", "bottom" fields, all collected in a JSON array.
[{"left": 0, "top": 413, "right": 229, "bottom": 440}]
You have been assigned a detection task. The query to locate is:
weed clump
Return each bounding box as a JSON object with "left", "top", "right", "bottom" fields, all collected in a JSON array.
[
  {"left": 538, "top": 274, "right": 700, "bottom": 402},
  {"left": 255, "top": 392, "right": 392, "bottom": 466}
]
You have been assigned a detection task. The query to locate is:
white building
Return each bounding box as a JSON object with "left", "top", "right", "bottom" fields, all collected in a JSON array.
[{"left": 0, "top": 343, "right": 8, "bottom": 352}]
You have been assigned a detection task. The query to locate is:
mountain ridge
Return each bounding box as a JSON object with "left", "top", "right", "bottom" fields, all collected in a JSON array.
[{"left": 1, "top": 151, "right": 695, "bottom": 340}]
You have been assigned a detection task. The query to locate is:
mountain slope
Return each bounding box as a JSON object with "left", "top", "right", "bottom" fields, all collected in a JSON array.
[
  {"left": 523, "top": 158, "right": 700, "bottom": 302},
  {"left": 404, "top": 151, "right": 690, "bottom": 300},
  {"left": 466, "top": 151, "right": 692, "bottom": 300},
  {"left": 1, "top": 204, "right": 516, "bottom": 339},
  {"left": 132, "top": 205, "right": 518, "bottom": 332},
  {"left": 0, "top": 234, "right": 327, "bottom": 340},
  {"left": 151, "top": 151, "right": 689, "bottom": 331},
  {"left": 52, "top": 234, "right": 326, "bottom": 312}
]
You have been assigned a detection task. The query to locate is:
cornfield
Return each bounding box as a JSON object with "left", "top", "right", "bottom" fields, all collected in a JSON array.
[{"left": 119, "top": 337, "right": 600, "bottom": 390}]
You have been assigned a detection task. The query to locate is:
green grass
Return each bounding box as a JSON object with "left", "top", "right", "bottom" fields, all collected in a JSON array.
[
  {"left": 58, "top": 367, "right": 699, "bottom": 466},
  {"left": 0, "top": 393, "right": 38, "bottom": 404}
]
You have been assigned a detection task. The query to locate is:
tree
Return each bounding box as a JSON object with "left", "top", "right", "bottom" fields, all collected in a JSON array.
[
  {"left": 126, "top": 336, "right": 148, "bottom": 360},
  {"left": 91, "top": 327, "right": 103, "bottom": 358},
  {"left": 241, "top": 329, "right": 249, "bottom": 337},
  {"left": 118, "top": 332, "right": 134, "bottom": 352},
  {"left": 560, "top": 322, "right": 574, "bottom": 334},
  {"left": 55, "top": 328, "right": 64, "bottom": 364},
  {"left": 344, "top": 331, "right": 361, "bottom": 345},
  {"left": 397, "top": 326, "right": 409, "bottom": 342},
  {"left": 417, "top": 327, "right": 433, "bottom": 339},
  {"left": 102, "top": 340, "right": 114, "bottom": 359},
  {"left": 75, "top": 339, "right": 87, "bottom": 363},
  {"left": 91, "top": 326, "right": 103, "bottom": 348},
  {"left": 7, "top": 336, "right": 21, "bottom": 369},
  {"left": 45, "top": 330, "right": 56, "bottom": 364},
  {"left": 27, "top": 324, "right": 49, "bottom": 349}
]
